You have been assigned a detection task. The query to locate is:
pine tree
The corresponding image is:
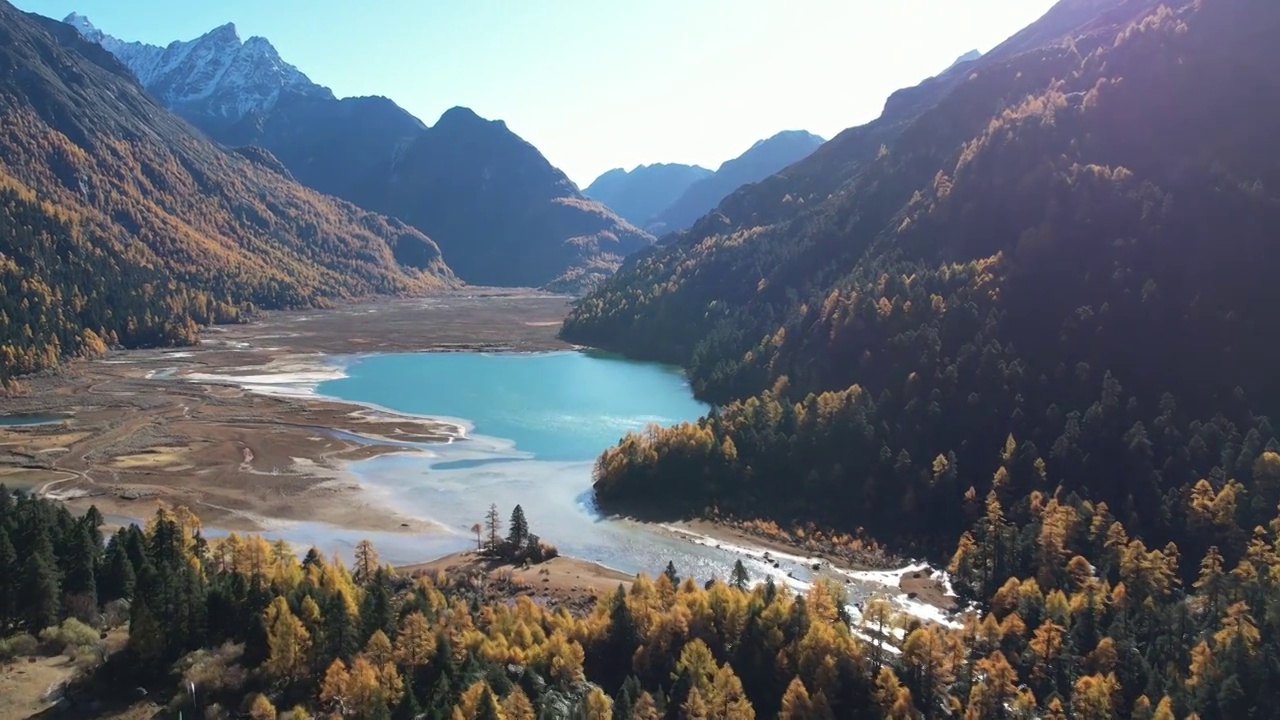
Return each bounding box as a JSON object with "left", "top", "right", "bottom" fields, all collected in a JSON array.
[
  {"left": 99, "top": 532, "right": 135, "bottom": 603},
  {"left": 393, "top": 672, "right": 423, "bottom": 720},
  {"left": 664, "top": 561, "right": 680, "bottom": 585},
  {"left": 62, "top": 520, "right": 98, "bottom": 609},
  {"left": 19, "top": 551, "right": 60, "bottom": 631},
  {"left": 323, "top": 591, "right": 361, "bottom": 661},
  {"left": 0, "top": 527, "right": 15, "bottom": 628},
  {"left": 477, "top": 687, "right": 502, "bottom": 720},
  {"left": 361, "top": 571, "right": 397, "bottom": 642},
  {"left": 508, "top": 504, "right": 529, "bottom": 550},
  {"left": 730, "top": 560, "right": 750, "bottom": 591}
]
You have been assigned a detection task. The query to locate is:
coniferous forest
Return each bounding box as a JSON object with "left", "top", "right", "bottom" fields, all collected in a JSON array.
[
  {"left": 563, "top": 0, "right": 1280, "bottom": 717},
  {"left": 0, "top": 4, "right": 455, "bottom": 386}
]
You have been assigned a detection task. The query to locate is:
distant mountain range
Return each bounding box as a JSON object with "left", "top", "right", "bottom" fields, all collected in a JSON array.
[
  {"left": 585, "top": 131, "right": 826, "bottom": 237},
  {"left": 64, "top": 14, "right": 653, "bottom": 290},
  {"left": 583, "top": 163, "right": 712, "bottom": 229}
]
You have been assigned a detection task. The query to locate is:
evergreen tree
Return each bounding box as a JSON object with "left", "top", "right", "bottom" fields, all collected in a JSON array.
[
  {"left": 393, "top": 673, "right": 423, "bottom": 720},
  {"left": 664, "top": 562, "right": 680, "bottom": 585},
  {"left": 508, "top": 504, "right": 530, "bottom": 550},
  {"left": 19, "top": 550, "right": 60, "bottom": 631},
  {"left": 323, "top": 592, "right": 361, "bottom": 661},
  {"left": 99, "top": 533, "right": 136, "bottom": 603},
  {"left": 0, "top": 527, "right": 15, "bottom": 629},
  {"left": 63, "top": 520, "right": 99, "bottom": 608},
  {"left": 477, "top": 688, "right": 502, "bottom": 720},
  {"left": 361, "top": 569, "right": 396, "bottom": 641},
  {"left": 730, "top": 560, "right": 750, "bottom": 591}
]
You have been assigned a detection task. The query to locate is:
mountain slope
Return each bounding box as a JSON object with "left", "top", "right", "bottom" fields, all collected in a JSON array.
[
  {"left": 63, "top": 13, "right": 332, "bottom": 121},
  {"left": 583, "top": 163, "right": 713, "bottom": 228},
  {"left": 0, "top": 3, "right": 454, "bottom": 383},
  {"left": 66, "top": 15, "right": 654, "bottom": 290},
  {"left": 646, "top": 130, "right": 825, "bottom": 234},
  {"left": 567, "top": 0, "right": 1280, "bottom": 555}
]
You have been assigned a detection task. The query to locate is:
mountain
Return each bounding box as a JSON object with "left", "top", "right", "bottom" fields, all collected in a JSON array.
[
  {"left": 645, "top": 130, "right": 825, "bottom": 235},
  {"left": 62, "top": 13, "right": 332, "bottom": 121},
  {"left": 0, "top": 2, "right": 454, "bottom": 384},
  {"left": 943, "top": 48, "right": 983, "bottom": 73},
  {"left": 568, "top": 0, "right": 1280, "bottom": 553},
  {"left": 65, "top": 15, "right": 654, "bottom": 290},
  {"left": 582, "top": 163, "right": 713, "bottom": 228}
]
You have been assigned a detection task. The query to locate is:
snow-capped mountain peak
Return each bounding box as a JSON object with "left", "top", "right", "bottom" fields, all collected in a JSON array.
[{"left": 62, "top": 12, "right": 333, "bottom": 121}]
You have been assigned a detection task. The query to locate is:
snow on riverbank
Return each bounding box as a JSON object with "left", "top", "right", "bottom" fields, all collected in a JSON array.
[
  {"left": 183, "top": 364, "right": 348, "bottom": 399},
  {"left": 661, "top": 525, "right": 963, "bottom": 632}
]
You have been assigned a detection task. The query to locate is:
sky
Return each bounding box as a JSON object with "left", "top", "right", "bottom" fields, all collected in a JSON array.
[{"left": 15, "top": 0, "right": 1058, "bottom": 187}]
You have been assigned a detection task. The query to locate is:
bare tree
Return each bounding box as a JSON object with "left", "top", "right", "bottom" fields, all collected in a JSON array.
[{"left": 484, "top": 504, "right": 502, "bottom": 554}]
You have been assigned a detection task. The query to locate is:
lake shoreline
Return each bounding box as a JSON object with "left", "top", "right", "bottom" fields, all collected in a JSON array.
[
  {"left": 3, "top": 292, "right": 959, "bottom": 623},
  {"left": 0, "top": 292, "right": 574, "bottom": 538}
]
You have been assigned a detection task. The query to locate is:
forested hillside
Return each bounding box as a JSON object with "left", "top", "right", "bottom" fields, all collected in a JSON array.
[
  {"left": 646, "top": 131, "right": 826, "bottom": 236},
  {"left": 564, "top": 0, "right": 1280, "bottom": 714},
  {"left": 0, "top": 3, "right": 455, "bottom": 384}
]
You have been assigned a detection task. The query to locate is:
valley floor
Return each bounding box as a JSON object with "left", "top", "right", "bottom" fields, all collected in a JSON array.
[
  {"left": 0, "top": 290, "right": 573, "bottom": 537},
  {"left": 1, "top": 288, "right": 959, "bottom": 625}
]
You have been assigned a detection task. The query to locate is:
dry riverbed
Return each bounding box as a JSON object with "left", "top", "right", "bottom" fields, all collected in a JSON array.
[{"left": 0, "top": 290, "right": 572, "bottom": 535}]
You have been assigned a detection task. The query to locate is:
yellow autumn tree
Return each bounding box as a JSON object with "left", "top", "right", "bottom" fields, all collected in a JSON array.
[
  {"left": 709, "top": 664, "right": 755, "bottom": 720},
  {"left": 779, "top": 677, "right": 814, "bottom": 720},
  {"left": 247, "top": 693, "right": 276, "bottom": 720},
  {"left": 1070, "top": 673, "right": 1118, "bottom": 719},
  {"left": 502, "top": 686, "right": 536, "bottom": 720},
  {"left": 901, "top": 625, "right": 962, "bottom": 712},
  {"left": 873, "top": 667, "right": 916, "bottom": 720},
  {"left": 681, "top": 686, "right": 709, "bottom": 720},
  {"left": 583, "top": 686, "right": 614, "bottom": 720},
  {"left": 264, "top": 596, "right": 311, "bottom": 685},
  {"left": 396, "top": 611, "right": 437, "bottom": 667},
  {"left": 964, "top": 651, "right": 1018, "bottom": 719},
  {"left": 632, "top": 691, "right": 661, "bottom": 720},
  {"left": 320, "top": 658, "right": 350, "bottom": 713}
]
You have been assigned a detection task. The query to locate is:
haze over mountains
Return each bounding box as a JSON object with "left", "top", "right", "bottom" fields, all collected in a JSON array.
[
  {"left": 585, "top": 130, "right": 827, "bottom": 235},
  {"left": 63, "top": 13, "right": 654, "bottom": 290},
  {"left": 582, "top": 163, "right": 712, "bottom": 229}
]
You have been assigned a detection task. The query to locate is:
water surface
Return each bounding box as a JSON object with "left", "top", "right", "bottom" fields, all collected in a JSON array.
[
  {"left": 320, "top": 350, "right": 707, "bottom": 461},
  {"left": 316, "top": 350, "right": 816, "bottom": 585},
  {"left": 0, "top": 413, "right": 67, "bottom": 427}
]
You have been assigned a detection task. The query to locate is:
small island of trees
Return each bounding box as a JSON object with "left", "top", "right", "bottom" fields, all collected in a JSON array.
[{"left": 471, "top": 503, "right": 559, "bottom": 565}]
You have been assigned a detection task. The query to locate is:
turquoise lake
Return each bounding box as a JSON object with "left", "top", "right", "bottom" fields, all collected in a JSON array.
[
  {"left": 307, "top": 350, "right": 741, "bottom": 578},
  {"left": 318, "top": 350, "right": 709, "bottom": 462},
  {"left": 248, "top": 349, "right": 879, "bottom": 596}
]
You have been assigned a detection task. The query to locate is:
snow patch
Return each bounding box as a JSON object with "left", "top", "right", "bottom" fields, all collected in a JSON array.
[
  {"left": 64, "top": 13, "right": 334, "bottom": 120},
  {"left": 183, "top": 366, "right": 347, "bottom": 399}
]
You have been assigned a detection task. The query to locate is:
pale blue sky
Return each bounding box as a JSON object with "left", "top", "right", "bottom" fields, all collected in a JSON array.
[{"left": 15, "top": 0, "right": 1057, "bottom": 187}]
